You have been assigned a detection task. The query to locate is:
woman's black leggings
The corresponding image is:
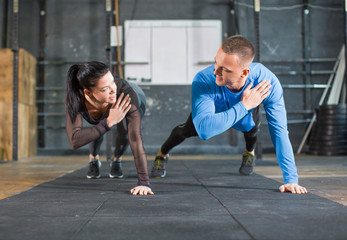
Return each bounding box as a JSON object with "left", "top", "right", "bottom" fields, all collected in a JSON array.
[
  {"left": 161, "top": 106, "right": 261, "bottom": 155},
  {"left": 89, "top": 118, "right": 129, "bottom": 158}
]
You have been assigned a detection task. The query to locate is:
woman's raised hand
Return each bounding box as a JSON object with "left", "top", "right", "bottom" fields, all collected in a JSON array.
[{"left": 107, "top": 93, "right": 132, "bottom": 127}]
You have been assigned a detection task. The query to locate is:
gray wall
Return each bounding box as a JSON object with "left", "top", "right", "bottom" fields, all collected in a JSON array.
[{"left": 0, "top": 0, "right": 345, "bottom": 156}]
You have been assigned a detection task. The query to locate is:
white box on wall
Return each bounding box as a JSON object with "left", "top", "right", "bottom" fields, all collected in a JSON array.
[
  {"left": 111, "top": 26, "right": 123, "bottom": 47},
  {"left": 124, "top": 20, "right": 222, "bottom": 85}
]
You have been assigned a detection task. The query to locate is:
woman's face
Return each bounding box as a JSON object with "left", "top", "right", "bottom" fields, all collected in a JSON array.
[{"left": 86, "top": 71, "right": 117, "bottom": 105}]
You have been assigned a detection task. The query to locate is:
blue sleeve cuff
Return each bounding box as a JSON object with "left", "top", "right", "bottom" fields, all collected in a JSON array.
[
  {"left": 237, "top": 101, "right": 249, "bottom": 116},
  {"left": 283, "top": 177, "right": 298, "bottom": 184}
]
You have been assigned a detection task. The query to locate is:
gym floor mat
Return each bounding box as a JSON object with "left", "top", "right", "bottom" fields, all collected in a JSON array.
[{"left": 1, "top": 159, "right": 346, "bottom": 240}]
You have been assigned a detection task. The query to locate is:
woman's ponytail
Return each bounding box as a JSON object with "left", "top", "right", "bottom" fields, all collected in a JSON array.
[{"left": 65, "top": 64, "right": 83, "bottom": 122}]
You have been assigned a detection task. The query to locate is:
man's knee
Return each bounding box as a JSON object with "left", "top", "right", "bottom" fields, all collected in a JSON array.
[{"left": 244, "top": 123, "right": 260, "bottom": 138}]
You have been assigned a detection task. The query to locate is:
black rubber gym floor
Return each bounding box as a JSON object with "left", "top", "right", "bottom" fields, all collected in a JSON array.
[{"left": 1, "top": 159, "right": 346, "bottom": 240}]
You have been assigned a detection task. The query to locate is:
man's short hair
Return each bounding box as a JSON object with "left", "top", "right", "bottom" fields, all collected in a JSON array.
[{"left": 222, "top": 35, "right": 255, "bottom": 66}]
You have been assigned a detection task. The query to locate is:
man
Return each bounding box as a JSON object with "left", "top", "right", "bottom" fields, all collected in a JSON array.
[{"left": 151, "top": 35, "right": 307, "bottom": 194}]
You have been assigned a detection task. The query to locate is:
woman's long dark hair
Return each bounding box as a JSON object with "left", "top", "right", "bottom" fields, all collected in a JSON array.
[{"left": 65, "top": 61, "right": 109, "bottom": 122}]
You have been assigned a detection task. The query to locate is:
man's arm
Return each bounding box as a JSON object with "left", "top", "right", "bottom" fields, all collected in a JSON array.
[
  {"left": 264, "top": 91, "right": 299, "bottom": 184},
  {"left": 191, "top": 78, "right": 248, "bottom": 140},
  {"left": 192, "top": 74, "right": 271, "bottom": 140},
  {"left": 262, "top": 71, "right": 307, "bottom": 193},
  {"left": 264, "top": 95, "right": 307, "bottom": 194}
]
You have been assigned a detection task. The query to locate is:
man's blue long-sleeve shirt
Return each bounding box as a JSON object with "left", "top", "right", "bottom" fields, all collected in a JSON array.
[{"left": 191, "top": 63, "right": 298, "bottom": 184}]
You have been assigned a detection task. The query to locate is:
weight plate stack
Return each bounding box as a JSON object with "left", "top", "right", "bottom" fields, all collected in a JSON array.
[{"left": 308, "top": 104, "right": 347, "bottom": 156}]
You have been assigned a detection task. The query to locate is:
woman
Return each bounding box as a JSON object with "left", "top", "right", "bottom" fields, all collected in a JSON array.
[{"left": 65, "top": 61, "right": 153, "bottom": 195}]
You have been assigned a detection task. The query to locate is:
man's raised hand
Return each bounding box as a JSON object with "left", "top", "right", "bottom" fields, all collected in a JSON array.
[{"left": 241, "top": 80, "right": 271, "bottom": 110}]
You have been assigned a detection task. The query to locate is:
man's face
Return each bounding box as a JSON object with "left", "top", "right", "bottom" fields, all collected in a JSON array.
[{"left": 214, "top": 48, "right": 249, "bottom": 91}]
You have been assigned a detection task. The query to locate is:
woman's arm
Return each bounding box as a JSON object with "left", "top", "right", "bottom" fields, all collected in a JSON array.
[
  {"left": 65, "top": 110, "right": 109, "bottom": 149},
  {"left": 125, "top": 109, "right": 150, "bottom": 187}
]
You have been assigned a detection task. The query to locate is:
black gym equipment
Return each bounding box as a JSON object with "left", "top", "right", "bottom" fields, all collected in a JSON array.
[{"left": 308, "top": 104, "right": 347, "bottom": 156}]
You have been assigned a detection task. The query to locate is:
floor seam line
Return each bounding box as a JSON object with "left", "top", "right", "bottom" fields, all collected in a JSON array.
[
  {"left": 70, "top": 182, "right": 122, "bottom": 240},
  {"left": 70, "top": 200, "right": 106, "bottom": 240},
  {"left": 181, "top": 160, "right": 256, "bottom": 240}
]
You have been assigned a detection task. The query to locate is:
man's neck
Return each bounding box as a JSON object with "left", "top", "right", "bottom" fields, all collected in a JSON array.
[{"left": 227, "top": 85, "right": 243, "bottom": 93}]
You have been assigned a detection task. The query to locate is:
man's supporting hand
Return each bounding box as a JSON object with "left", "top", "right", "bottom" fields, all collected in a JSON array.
[{"left": 279, "top": 183, "right": 308, "bottom": 194}]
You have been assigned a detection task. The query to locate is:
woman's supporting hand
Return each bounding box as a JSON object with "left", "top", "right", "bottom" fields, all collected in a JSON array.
[
  {"left": 107, "top": 93, "right": 132, "bottom": 127},
  {"left": 130, "top": 186, "right": 154, "bottom": 195}
]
